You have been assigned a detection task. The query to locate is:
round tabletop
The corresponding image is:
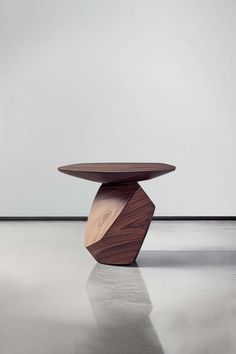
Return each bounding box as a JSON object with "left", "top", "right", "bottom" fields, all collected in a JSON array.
[{"left": 58, "top": 162, "right": 175, "bottom": 184}]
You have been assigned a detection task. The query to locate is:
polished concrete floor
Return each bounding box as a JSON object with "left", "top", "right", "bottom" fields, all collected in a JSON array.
[{"left": 0, "top": 221, "right": 236, "bottom": 354}]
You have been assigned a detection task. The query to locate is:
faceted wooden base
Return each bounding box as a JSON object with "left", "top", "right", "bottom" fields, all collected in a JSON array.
[{"left": 85, "top": 182, "right": 155, "bottom": 265}]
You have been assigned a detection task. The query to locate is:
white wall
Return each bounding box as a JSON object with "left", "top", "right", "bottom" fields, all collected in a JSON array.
[{"left": 0, "top": 0, "right": 236, "bottom": 216}]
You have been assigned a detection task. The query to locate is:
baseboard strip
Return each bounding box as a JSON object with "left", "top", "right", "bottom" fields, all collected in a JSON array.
[{"left": 0, "top": 216, "right": 236, "bottom": 221}]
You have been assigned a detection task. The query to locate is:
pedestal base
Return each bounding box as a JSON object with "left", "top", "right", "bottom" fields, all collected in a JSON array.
[{"left": 85, "top": 182, "right": 155, "bottom": 265}]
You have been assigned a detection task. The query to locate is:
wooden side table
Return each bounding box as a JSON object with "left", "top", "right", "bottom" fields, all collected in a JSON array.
[{"left": 58, "top": 163, "right": 175, "bottom": 265}]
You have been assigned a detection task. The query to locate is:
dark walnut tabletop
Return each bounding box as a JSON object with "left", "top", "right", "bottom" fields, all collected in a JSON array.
[{"left": 58, "top": 162, "right": 175, "bottom": 184}]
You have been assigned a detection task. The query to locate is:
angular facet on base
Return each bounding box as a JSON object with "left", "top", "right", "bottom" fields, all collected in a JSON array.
[{"left": 85, "top": 182, "right": 155, "bottom": 265}]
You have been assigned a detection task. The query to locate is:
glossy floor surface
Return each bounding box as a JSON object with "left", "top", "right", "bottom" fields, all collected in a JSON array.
[{"left": 0, "top": 221, "right": 236, "bottom": 354}]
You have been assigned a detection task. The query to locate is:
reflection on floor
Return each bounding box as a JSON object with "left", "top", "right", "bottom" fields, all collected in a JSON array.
[
  {"left": 84, "top": 263, "right": 164, "bottom": 354},
  {"left": 0, "top": 221, "right": 235, "bottom": 354}
]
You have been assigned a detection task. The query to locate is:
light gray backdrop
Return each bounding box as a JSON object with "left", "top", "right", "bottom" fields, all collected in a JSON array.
[{"left": 1, "top": 0, "right": 235, "bottom": 216}]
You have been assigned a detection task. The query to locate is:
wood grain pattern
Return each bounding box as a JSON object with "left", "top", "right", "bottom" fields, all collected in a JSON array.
[
  {"left": 87, "top": 182, "right": 155, "bottom": 265},
  {"left": 85, "top": 183, "right": 140, "bottom": 247},
  {"left": 58, "top": 162, "right": 175, "bottom": 183}
]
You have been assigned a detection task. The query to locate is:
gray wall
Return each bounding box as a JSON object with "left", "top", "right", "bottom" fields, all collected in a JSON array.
[{"left": 1, "top": 0, "right": 236, "bottom": 216}]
